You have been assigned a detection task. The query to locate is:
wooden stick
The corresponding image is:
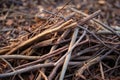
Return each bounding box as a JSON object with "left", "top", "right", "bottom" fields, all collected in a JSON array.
[
  {"left": 0, "top": 55, "right": 41, "bottom": 60},
  {"left": 76, "top": 57, "right": 100, "bottom": 77},
  {"left": 7, "top": 19, "right": 76, "bottom": 55},
  {"left": 70, "top": 8, "right": 120, "bottom": 38},
  {"left": 0, "top": 63, "right": 54, "bottom": 78},
  {"left": 59, "top": 28, "right": 79, "bottom": 80},
  {"left": 99, "top": 61, "right": 105, "bottom": 80}
]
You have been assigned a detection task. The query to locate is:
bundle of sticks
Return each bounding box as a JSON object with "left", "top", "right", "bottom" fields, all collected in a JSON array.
[{"left": 0, "top": 6, "right": 120, "bottom": 80}]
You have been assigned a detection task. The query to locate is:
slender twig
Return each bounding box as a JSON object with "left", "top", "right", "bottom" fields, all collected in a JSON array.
[
  {"left": 42, "top": 10, "right": 66, "bottom": 20},
  {"left": 78, "top": 25, "right": 113, "bottom": 49},
  {"left": 33, "top": 38, "right": 56, "bottom": 48},
  {"left": 47, "top": 30, "right": 70, "bottom": 80},
  {"left": 36, "top": 27, "right": 70, "bottom": 80},
  {"left": 104, "top": 65, "right": 120, "bottom": 73},
  {"left": 70, "top": 8, "right": 120, "bottom": 38},
  {"left": 76, "top": 44, "right": 100, "bottom": 56},
  {"left": 7, "top": 40, "right": 88, "bottom": 73},
  {"left": 115, "top": 55, "right": 120, "bottom": 66},
  {"left": 59, "top": 27, "right": 79, "bottom": 80},
  {"left": 100, "top": 45, "right": 119, "bottom": 60},
  {"left": 1, "top": 58, "right": 15, "bottom": 71},
  {"left": 97, "top": 30, "right": 120, "bottom": 34},
  {"left": 50, "top": 29, "right": 71, "bottom": 52},
  {"left": 79, "top": 10, "right": 101, "bottom": 25},
  {"left": 0, "top": 48, "right": 10, "bottom": 54},
  {"left": 55, "top": 10, "right": 101, "bottom": 66},
  {"left": 99, "top": 61, "right": 105, "bottom": 80},
  {"left": 7, "top": 45, "right": 68, "bottom": 72},
  {"left": 0, "top": 63, "right": 54, "bottom": 78},
  {"left": 48, "top": 61, "right": 63, "bottom": 80},
  {"left": 0, "top": 58, "right": 24, "bottom": 80},
  {"left": 7, "top": 19, "right": 76, "bottom": 55},
  {"left": 39, "top": 71, "right": 48, "bottom": 80},
  {"left": 0, "top": 55, "right": 41, "bottom": 60},
  {"left": 55, "top": 30, "right": 86, "bottom": 65},
  {"left": 94, "top": 65, "right": 120, "bottom": 79},
  {"left": 76, "top": 57, "right": 100, "bottom": 77}
]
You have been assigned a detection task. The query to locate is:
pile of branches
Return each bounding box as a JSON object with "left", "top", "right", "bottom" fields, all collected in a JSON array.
[{"left": 0, "top": 1, "right": 120, "bottom": 80}]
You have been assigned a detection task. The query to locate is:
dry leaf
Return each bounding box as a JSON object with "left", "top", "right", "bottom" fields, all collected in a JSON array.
[
  {"left": 98, "top": 0, "right": 106, "bottom": 5},
  {"left": 6, "top": 19, "right": 13, "bottom": 26}
]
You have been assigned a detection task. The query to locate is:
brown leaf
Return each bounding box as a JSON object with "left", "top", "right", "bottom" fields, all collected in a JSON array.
[
  {"left": 98, "top": 0, "right": 106, "bottom": 5},
  {"left": 6, "top": 19, "right": 13, "bottom": 26}
]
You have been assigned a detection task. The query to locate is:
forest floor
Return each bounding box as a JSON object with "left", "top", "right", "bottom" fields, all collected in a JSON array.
[{"left": 0, "top": 0, "right": 120, "bottom": 80}]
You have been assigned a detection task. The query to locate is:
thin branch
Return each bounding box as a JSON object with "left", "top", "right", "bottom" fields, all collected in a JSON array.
[
  {"left": 55, "top": 10, "right": 101, "bottom": 66},
  {"left": 48, "top": 61, "right": 63, "bottom": 80},
  {"left": 7, "top": 19, "right": 76, "bottom": 55},
  {"left": 76, "top": 57, "right": 100, "bottom": 77},
  {"left": 7, "top": 45, "right": 68, "bottom": 72},
  {"left": 0, "top": 63, "right": 54, "bottom": 78},
  {"left": 78, "top": 25, "right": 113, "bottom": 49},
  {"left": 0, "top": 55, "right": 41, "bottom": 60},
  {"left": 39, "top": 71, "right": 48, "bottom": 80},
  {"left": 70, "top": 7, "right": 120, "bottom": 38},
  {"left": 99, "top": 61, "right": 105, "bottom": 80},
  {"left": 55, "top": 30, "right": 86, "bottom": 65},
  {"left": 59, "top": 27, "right": 79, "bottom": 80},
  {"left": 0, "top": 58, "right": 24, "bottom": 80}
]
